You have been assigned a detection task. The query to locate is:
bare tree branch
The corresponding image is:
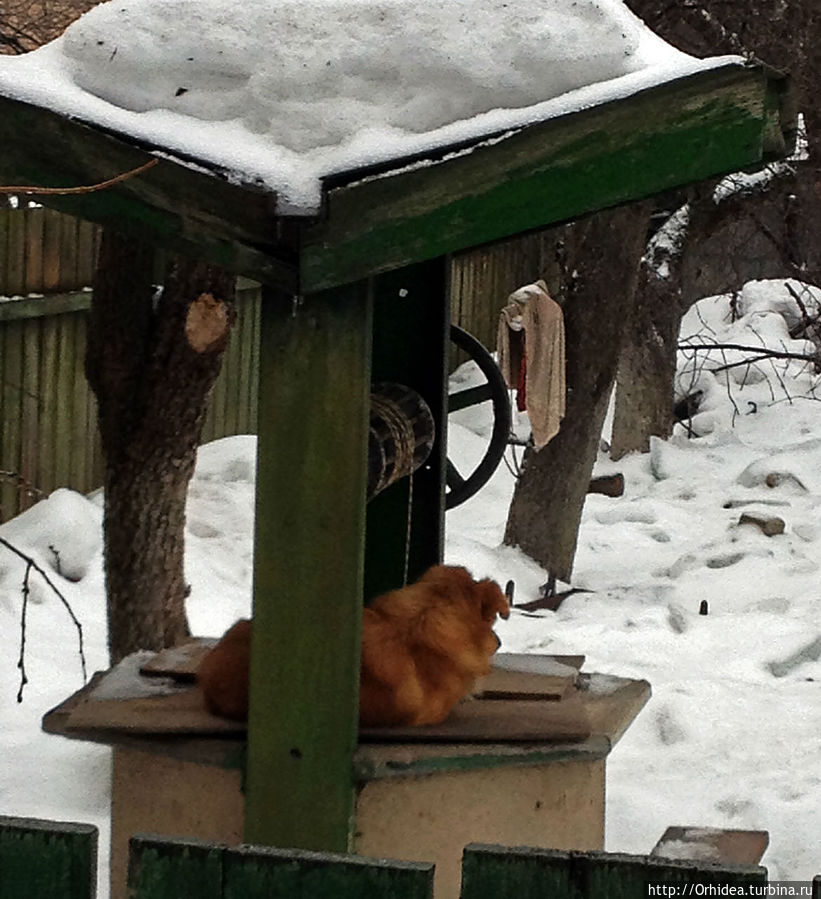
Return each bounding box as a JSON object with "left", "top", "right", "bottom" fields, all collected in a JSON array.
[{"left": 0, "top": 535, "right": 87, "bottom": 700}]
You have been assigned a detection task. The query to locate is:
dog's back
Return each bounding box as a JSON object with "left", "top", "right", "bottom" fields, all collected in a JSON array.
[
  {"left": 197, "top": 618, "right": 251, "bottom": 721},
  {"left": 198, "top": 565, "right": 509, "bottom": 726}
]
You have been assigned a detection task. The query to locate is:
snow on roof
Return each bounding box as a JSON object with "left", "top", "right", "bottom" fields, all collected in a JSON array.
[{"left": 0, "top": 0, "right": 740, "bottom": 213}]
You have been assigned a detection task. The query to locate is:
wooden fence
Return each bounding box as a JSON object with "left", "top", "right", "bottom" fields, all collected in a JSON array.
[
  {"left": 0, "top": 815, "right": 98, "bottom": 899},
  {"left": 449, "top": 230, "right": 556, "bottom": 355},
  {"left": 0, "top": 285, "right": 260, "bottom": 522},
  {"left": 6, "top": 815, "right": 813, "bottom": 899},
  {"left": 0, "top": 206, "right": 99, "bottom": 298},
  {"left": 1, "top": 207, "right": 551, "bottom": 522}
]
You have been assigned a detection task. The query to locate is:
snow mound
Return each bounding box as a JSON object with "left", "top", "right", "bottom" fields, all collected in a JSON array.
[
  {"left": 675, "top": 280, "right": 821, "bottom": 437},
  {"left": 61, "top": 0, "right": 650, "bottom": 154},
  {"left": 0, "top": 488, "right": 102, "bottom": 582}
]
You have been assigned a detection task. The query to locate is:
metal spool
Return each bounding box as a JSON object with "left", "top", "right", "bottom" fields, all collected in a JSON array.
[{"left": 367, "top": 382, "right": 435, "bottom": 501}]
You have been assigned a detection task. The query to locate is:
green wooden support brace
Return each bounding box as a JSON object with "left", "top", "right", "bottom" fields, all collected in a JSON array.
[
  {"left": 245, "top": 281, "right": 373, "bottom": 852},
  {"left": 224, "top": 844, "right": 434, "bottom": 899},
  {"left": 0, "top": 815, "right": 97, "bottom": 899},
  {"left": 364, "top": 257, "right": 450, "bottom": 601},
  {"left": 0, "top": 94, "right": 298, "bottom": 289},
  {"left": 127, "top": 835, "right": 223, "bottom": 899},
  {"left": 301, "top": 63, "right": 792, "bottom": 292},
  {"left": 460, "top": 844, "right": 767, "bottom": 899}
]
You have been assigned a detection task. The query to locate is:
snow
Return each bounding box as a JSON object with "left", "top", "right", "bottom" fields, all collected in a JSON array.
[
  {"left": 0, "top": 0, "right": 739, "bottom": 212},
  {"left": 89, "top": 652, "right": 186, "bottom": 701},
  {"left": 1, "top": 278, "right": 819, "bottom": 893}
]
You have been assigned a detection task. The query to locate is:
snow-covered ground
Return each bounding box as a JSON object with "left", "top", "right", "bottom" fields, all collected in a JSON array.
[{"left": 1, "top": 278, "right": 820, "bottom": 894}]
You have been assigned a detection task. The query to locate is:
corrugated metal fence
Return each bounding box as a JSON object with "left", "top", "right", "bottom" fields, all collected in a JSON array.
[{"left": 1, "top": 207, "right": 549, "bottom": 522}]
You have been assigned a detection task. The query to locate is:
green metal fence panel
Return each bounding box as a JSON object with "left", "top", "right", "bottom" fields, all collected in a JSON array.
[
  {"left": 460, "top": 844, "right": 767, "bottom": 899},
  {"left": 0, "top": 815, "right": 97, "bottom": 899},
  {"left": 223, "top": 844, "right": 435, "bottom": 899}
]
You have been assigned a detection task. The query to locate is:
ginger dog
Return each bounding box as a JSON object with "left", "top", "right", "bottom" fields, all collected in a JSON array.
[{"left": 197, "top": 564, "right": 510, "bottom": 727}]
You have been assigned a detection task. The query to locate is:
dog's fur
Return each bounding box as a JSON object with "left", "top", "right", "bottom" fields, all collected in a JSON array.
[{"left": 197, "top": 564, "right": 509, "bottom": 727}]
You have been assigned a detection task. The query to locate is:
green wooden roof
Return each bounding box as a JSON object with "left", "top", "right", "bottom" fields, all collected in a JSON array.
[{"left": 0, "top": 60, "right": 793, "bottom": 292}]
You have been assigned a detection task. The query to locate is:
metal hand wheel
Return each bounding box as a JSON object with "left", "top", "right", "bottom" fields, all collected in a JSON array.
[{"left": 446, "top": 325, "right": 511, "bottom": 509}]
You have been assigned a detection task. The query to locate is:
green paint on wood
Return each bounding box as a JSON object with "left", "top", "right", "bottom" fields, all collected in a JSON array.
[
  {"left": 460, "top": 844, "right": 767, "bottom": 899},
  {"left": 352, "top": 736, "right": 609, "bottom": 783},
  {"left": 245, "top": 282, "right": 372, "bottom": 852},
  {"left": 301, "top": 64, "right": 788, "bottom": 291},
  {"left": 126, "top": 837, "right": 433, "bottom": 899},
  {"left": 0, "top": 815, "right": 97, "bottom": 899},
  {"left": 0, "top": 94, "right": 298, "bottom": 289},
  {"left": 0, "top": 63, "right": 789, "bottom": 295},
  {"left": 224, "top": 844, "right": 434, "bottom": 899},
  {"left": 364, "top": 259, "right": 449, "bottom": 600},
  {"left": 127, "top": 836, "right": 223, "bottom": 899},
  {"left": 0, "top": 291, "right": 92, "bottom": 323}
]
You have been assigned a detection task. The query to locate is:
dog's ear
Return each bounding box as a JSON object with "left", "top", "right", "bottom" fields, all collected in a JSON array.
[{"left": 477, "top": 578, "right": 510, "bottom": 621}]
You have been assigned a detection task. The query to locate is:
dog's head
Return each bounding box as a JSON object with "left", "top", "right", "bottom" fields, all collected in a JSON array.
[{"left": 415, "top": 565, "right": 510, "bottom": 673}]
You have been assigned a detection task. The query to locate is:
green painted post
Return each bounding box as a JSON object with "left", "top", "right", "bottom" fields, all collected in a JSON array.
[
  {"left": 224, "top": 844, "right": 434, "bottom": 899},
  {"left": 364, "top": 257, "right": 449, "bottom": 601},
  {"left": 244, "top": 281, "right": 373, "bottom": 852},
  {"left": 0, "top": 815, "right": 97, "bottom": 899},
  {"left": 127, "top": 835, "right": 223, "bottom": 899}
]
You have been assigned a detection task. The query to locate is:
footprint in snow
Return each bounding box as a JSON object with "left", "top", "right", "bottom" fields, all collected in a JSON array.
[
  {"left": 593, "top": 504, "right": 657, "bottom": 525},
  {"left": 187, "top": 520, "right": 221, "bottom": 539}
]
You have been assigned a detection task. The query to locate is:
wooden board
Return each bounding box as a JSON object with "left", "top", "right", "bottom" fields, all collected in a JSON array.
[
  {"left": 139, "top": 639, "right": 218, "bottom": 681},
  {"left": 461, "top": 843, "right": 766, "bottom": 899},
  {"left": 492, "top": 653, "right": 584, "bottom": 673},
  {"left": 64, "top": 683, "right": 245, "bottom": 736},
  {"left": 0, "top": 815, "right": 98, "bottom": 899},
  {"left": 360, "top": 695, "right": 590, "bottom": 743},
  {"left": 473, "top": 670, "right": 574, "bottom": 702},
  {"left": 59, "top": 671, "right": 590, "bottom": 744},
  {"left": 139, "top": 646, "right": 584, "bottom": 693},
  {"left": 62, "top": 682, "right": 589, "bottom": 744},
  {"left": 128, "top": 836, "right": 435, "bottom": 899},
  {"left": 651, "top": 827, "right": 769, "bottom": 866},
  {"left": 246, "top": 281, "right": 373, "bottom": 851},
  {"left": 54, "top": 652, "right": 607, "bottom": 747},
  {"left": 302, "top": 63, "right": 794, "bottom": 291}
]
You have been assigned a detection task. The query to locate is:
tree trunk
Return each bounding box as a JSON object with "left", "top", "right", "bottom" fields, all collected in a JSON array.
[
  {"left": 609, "top": 198, "right": 693, "bottom": 459},
  {"left": 504, "top": 202, "right": 651, "bottom": 580},
  {"left": 610, "top": 265, "right": 679, "bottom": 458},
  {"left": 87, "top": 231, "right": 236, "bottom": 662}
]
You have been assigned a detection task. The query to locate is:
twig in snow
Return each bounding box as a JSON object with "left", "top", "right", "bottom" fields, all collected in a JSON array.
[
  {"left": 16, "top": 560, "right": 31, "bottom": 703},
  {"left": 677, "top": 341, "right": 816, "bottom": 363},
  {"left": 0, "top": 536, "right": 87, "bottom": 701}
]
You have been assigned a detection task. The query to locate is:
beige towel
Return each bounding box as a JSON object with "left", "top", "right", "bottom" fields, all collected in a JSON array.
[{"left": 496, "top": 279, "right": 566, "bottom": 449}]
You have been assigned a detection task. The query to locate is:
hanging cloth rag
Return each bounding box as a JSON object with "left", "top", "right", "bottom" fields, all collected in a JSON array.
[{"left": 496, "top": 279, "right": 566, "bottom": 449}]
